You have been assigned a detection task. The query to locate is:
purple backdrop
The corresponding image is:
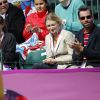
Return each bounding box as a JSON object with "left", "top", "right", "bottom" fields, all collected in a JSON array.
[{"left": 2, "top": 68, "right": 100, "bottom": 100}]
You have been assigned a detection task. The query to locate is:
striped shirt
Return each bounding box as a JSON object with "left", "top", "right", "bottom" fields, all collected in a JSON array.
[{"left": 84, "top": 33, "right": 90, "bottom": 47}]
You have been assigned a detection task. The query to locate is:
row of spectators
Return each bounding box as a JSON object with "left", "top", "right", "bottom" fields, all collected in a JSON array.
[{"left": 0, "top": 0, "right": 100, "bottom": 70}]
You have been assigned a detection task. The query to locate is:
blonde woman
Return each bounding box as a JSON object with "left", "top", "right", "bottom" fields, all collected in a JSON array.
[{"left": 33, "top": 13, "right": 75, "bottom": 69}]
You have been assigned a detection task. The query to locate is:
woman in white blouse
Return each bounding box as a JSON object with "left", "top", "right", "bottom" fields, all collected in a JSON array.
[{"left": 33, "top": 12, "right": 75, "bottom": 69}]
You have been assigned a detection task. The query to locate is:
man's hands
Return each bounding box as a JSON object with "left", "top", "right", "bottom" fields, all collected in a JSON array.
[{"left": 69, "top": 38, "right": 84, "bottom": 54}]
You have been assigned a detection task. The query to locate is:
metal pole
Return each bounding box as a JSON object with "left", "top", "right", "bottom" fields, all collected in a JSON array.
[
  {"left": 97, "top": 0, "right": 100, "bottom": 23},
  {"left": 0, "top": 49, "right": 3, "bottom": 70}
]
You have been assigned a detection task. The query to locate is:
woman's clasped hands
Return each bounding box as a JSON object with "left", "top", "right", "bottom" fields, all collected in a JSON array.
[{"left": 43, "top": 58, "right": 57, "bottom": 64}]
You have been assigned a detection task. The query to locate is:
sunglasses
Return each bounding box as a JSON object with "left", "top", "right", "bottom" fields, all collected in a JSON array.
[
  {"left": 0, "top": 0, "right": 7, "bottom": 6},
  {"left": 80, "top": 15, "right": 92, "bottom": 20}
]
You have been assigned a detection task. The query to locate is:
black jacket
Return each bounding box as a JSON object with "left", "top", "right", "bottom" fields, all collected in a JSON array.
[
  {"left": 5, "top": 3, "right": 25, "bottom": 43},
  {"left": 2, "top": 33, "right": 16, "bottom": 65},
  {"left": 73, "top": 25, "right": 100, "bottom": 67}
]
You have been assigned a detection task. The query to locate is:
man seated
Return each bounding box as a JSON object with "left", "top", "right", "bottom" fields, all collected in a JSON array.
[
  {"left": 0, "top": 0, "right": 25, "bottom": 43},
  {"left": 70, "top": 6, "right": 100, "bottom": 68},
  {"left": 0, "top": 15, "right": 20, "bottom": 70}
]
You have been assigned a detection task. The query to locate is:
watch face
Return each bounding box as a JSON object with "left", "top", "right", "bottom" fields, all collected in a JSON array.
[{"left": 4, "top": 89, "right": 28, "bottom": 100}]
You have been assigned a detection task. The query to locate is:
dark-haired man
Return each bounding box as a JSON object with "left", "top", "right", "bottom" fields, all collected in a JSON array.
[
  {"left": 0, "top": 15, "right": 20, "bottom": 70},
  {"left": 70, "top": 6, "right": 100, "bottom": 68}
]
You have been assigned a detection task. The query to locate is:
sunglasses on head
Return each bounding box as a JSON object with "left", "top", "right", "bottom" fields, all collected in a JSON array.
[
  {"left": 80, "top": 15, "right": 92, "bottom": 20},
  {"left": 0, "top": 0, "right": 7, "bottom": 6}
]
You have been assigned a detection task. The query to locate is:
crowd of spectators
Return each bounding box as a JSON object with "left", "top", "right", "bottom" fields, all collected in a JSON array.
[{"left": 0, "top": 0, "right": 100, "bottom": 70}]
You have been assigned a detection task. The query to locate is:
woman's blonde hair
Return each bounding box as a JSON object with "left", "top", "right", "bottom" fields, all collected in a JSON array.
[{"left": 45, "top": 12, "right": 62, "bottom": 25}]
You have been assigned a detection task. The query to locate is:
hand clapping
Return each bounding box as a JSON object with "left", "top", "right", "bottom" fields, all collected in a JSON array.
[
  {"left": 69, "top": 38, "right": 84, "bottom": 54},
  {"left": 26, "top": 24, "right": 41, "bottom": 33}
]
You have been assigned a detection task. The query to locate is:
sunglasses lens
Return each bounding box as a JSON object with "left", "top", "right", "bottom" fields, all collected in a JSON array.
[
  {"left": 87, "top": 15, "right": 91, "bottom": 19},
  {"left": 80, "top": 15, "right": 92, "bottom": 20},
  {"left": 80, "top": 17, "right": 85, "bottom": 20}
]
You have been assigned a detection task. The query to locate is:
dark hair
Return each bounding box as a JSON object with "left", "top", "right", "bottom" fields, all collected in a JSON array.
[
  {"left": 44, "top": 0, "right": 52, "bottom": 12},
  {"left": 0, "top": 16, "right": 7, "bottom": 32},
  {"left": 78, "top": 6, "right": 92, "bottom": 18},
  {"left": 34, "top": 0, "right": 52, "bottom": 12}
]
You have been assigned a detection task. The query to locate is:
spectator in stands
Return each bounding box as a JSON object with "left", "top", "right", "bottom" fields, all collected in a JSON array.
[
  {"left": 0, "top": 15, "right": 20, "bottom": 69},
  {"left": 55, "top": 0, "right": 84, "bottom": 33},
  {"left": 23, "top": 0, "right": 51, "bottom": 41},
  {"left": 0, "top": 0, "right": 25, "bottom": 43},
  {"left": 33, "top": 12, "right": 75, "bottom": 69},
  {"left": 70, "top": 6, "right": 100, "bottom": 68}
]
